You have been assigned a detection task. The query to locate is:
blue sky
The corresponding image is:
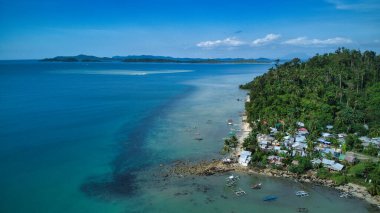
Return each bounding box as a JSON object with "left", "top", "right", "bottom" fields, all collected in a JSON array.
[{"left": 0, "top": 0, "right": 379, "bottom": 59}]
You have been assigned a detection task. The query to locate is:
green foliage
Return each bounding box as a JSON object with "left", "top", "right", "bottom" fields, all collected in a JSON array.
[
  {"left": 317, "top": 167, "right": 332, "bottom": 179},
  {"left": 327, "top": 137, "right": 340, "bottom": 148},
  {"left": 324, "top": 152, "right": 334, "bottom": 160},
  {"left": 368, "top": 164, "right": 380, "bottom": 195},
  {"left": 240, "top": 49, "right": 380, "bottom": 194},
  {"left": 363, "top": 143, "right": 380, "bottom": 157},
  {"left": 348, "top": 161, "right": 376, "bottom": 178},
  {"left": 241, "top": 48, "right": 380, "bottom": 136},
  {"left": 366, "top": 83, "right": 380, "bottom": 132},
  {"left": 242, "top": 132, "right": 258, "bottom": 151},
  {"left": 288, "top": 157, "right": 312, "bottom": 174},
  {"left": 331, "top": 173, "right": 348, "bottom": 185},
  {"left": 274, "top": 131, "right": 285, "bottom": 141},
  {"left": 347, "top": 162, "right": 380, "bottom": 195},
  {"left": 222, "top": 135, "right": 239, "bottom": 153},
  {"left": 345, "top": 134, "right": 362, "bottom": 151}
]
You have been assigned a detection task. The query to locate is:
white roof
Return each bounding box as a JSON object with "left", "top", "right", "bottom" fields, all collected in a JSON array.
[
  {"left": 359, "top": 136, "right": 371, "bottom": 143},
  {"left": 338, "top": 133, "right": 347, "bottom": 138},
  {"left": 330, "top": 163, "right": 344, "bottom": 171},
  {"left": 322, "top": 132, "right": 332, "bottom": 137},
  {"left": 240, "top": 150, "right": 252, "bottom": 155},
  {"left": 297, "top": 121, "right": 305, "bottom": 127},
  {"left": 292, "top": 142, "right": 300, "bottom": 148},
  {"left": 322, "top": 158, "right": 335, "bottom": 166},
  {"left": 270, "top": 127, "right": 278, "bottom": 132},
  {"left": 238, "top": 154, "right": 251, "bottom": 166},
  {"left": 240, "top": 150, "right": 252, "bottom": 157},
  {"left": 296, "top": 135, "right": 306, "bottom": 142}
]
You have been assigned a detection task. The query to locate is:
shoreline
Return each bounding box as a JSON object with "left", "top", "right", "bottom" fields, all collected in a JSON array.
[
  {"left": 169, "top": 94, "right": 380, "bottom": 206},
  {"left": 233, "top": 97, "right": 380, "bottom": 206}
]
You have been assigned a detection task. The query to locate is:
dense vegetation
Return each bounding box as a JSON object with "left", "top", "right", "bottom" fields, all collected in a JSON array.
[
  {"left": 240, "top": 48, "right": 380, "bottom": 195},
  {"left": 241, "top": 48, "right": 380, "bottom": 137}
]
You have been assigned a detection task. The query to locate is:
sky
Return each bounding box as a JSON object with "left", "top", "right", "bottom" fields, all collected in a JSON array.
[{"left": 0, "top": 0, "right": 379, "bottom": 59}]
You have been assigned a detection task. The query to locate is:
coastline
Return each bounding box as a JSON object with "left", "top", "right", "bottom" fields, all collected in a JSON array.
[
  {"left": 234, "top": 96, "right": 380, "bottom": 206},
  {"left": 169, "top": 94, "right": 380, "bottom": 206}
]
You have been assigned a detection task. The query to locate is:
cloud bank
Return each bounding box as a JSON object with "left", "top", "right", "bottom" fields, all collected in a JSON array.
[
  {"left": 197, "top": 34, "right": 353, "bottom": 49},
  {"left": 283, "top": 37, "right": 352, "bottom": 46},
  {"left": 326, "top": 0, "right": 380, "bottom": 11},
  {"left": 251, "top": 34, "right": 281, "bottom": 46},
  {"left": 196, "top": 37, "right": 245, "bottom": 48}
]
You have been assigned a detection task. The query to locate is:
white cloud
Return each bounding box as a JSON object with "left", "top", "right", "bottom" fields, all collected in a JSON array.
[
  {"left": 251, "top": 34, "right": 281, "bottom": 46},
  {"left": 326, "top": 0, "right": 380, "bottom": 11},
  {"left": 283, "top": 37, "right": 352, "bottom": 46},
  {"left": 196, "top": 37, "right": 245, "bottom": 49}
]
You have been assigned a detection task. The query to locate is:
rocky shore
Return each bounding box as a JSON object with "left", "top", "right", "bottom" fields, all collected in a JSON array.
[
  {"left": 168, "top": 160, "right": 235, "bottom": 176},
  {"left": 246, "top": 168, "right": 380, "bottom": 205},
  {"left": 168, "top": 159, "right": 380, "bottom": 206},
  {"left": 167, "top": 96, "right": 380, "bottom": 207}
]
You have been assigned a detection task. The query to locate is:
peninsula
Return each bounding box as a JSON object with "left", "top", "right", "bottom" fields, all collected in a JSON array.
[{"left": 170, "top": 48, "right": 380, "bottom": 206}]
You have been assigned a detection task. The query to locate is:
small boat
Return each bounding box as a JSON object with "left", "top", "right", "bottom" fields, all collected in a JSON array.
[
  {"left": 297, "top": 207, "right": 308, "bottom": 212},
  {"left": 194, "top": 137, "right": 203, "bottom": 141},
  {"left": 226, "top": 175, "right": 239, "bottom": 182},
  {"left": 225, "top": 174, "right": 239, "bottom": 186},
  {"left": 296, "top": 191, "right": 309, "bottom": 197},
  {"left": 251, "top": 183, "right": 262, "bottom": 189},
  {"left": 234, "top": 188, "right": 246, "bottom": 196},
  {"left": 263, "top": 195, "right": 278, "bottom": 201},
  {"left": 227, "top": 119, "right": 233, "bottom": 125}
]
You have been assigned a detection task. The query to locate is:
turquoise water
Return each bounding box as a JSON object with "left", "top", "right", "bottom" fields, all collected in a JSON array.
[{"left": 0, "top": 61, "right": 376, "bottom": 212}]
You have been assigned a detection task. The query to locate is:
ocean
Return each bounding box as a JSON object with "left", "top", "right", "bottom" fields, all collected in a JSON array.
[{"left": 0, "top": 61, "right": 376, "bottom": 212}]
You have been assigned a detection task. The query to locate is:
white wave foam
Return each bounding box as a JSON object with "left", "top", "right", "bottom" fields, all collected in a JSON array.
[{"left": 53, "top": 70, "right": 194, "bottom": 75}]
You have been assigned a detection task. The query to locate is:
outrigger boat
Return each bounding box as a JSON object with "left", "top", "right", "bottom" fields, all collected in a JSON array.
[
  {"left": 251, "top": 183, "right": 262, "bottom": 189},
  {"left": 297, "top": 207, "right": 309, "bottom": 212},
  {"left": 225, "top": 175, "right": 239, "bottom": 187},
  {"left": 234, "top": 188, "right": 246, "bottom": 196},
  {"left": 296, "top": 191, "right": 309, "bottom": 197},
  {"left": 193, "top": 136, "right": 203, "bottom": 141}
]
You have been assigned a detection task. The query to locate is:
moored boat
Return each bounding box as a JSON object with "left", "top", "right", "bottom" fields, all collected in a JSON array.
[
  {"left": 251, "top": 183, "right": 262, "bottom": 189},
  {"left": 296, "top": 191, "right": 309, "bottom": 197},
  {"left": 263, "top": 195, "right": 278, "bottom": 201}
]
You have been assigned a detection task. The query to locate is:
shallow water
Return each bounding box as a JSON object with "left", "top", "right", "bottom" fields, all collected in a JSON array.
[{"left": 0, "top": 61, "right": 376, "bottom": 212}]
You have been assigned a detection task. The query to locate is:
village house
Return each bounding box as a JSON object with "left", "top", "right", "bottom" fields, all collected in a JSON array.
[
  {"left": 321, "top": 158, "right": 344, "bottom": 171},
  {"left": 238, "top": 150, "right": 252, "bottom": 166},
  {"left": 298, "top": 127, "right": 309, "bottom": 135},
  {"left": 360, "top": 136, "right": 380, "bottom": 148}
]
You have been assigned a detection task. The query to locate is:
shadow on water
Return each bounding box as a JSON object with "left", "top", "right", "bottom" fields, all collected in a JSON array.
[
  {"left": 80, "top": 172, "right": 137, "bottom": 200},
  {"left": 80, "top": 86, "right": 194, "bottom": 200},
  {"left": 80, "top": 112, "right": 153, "bottom": 199}
]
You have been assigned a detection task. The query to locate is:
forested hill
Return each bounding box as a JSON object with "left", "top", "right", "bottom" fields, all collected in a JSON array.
[
  {"left": 40, "top": 54, "right": 273, "bottom": 63},
  {"left": 240, "top": 48, "right": 380, "bottom": 137}
]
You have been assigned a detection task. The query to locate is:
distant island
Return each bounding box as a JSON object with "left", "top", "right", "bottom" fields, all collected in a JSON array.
[{"left": 40, "top": 54, "right": 275, "bottom": 64}]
